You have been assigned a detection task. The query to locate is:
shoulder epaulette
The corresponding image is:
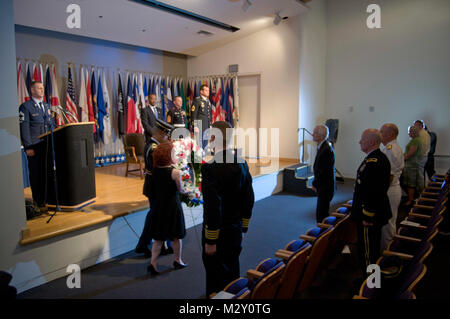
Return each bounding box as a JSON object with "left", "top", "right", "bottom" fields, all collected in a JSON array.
[{"left": 366, "top": 158, "right": 378, "bottom": 163}]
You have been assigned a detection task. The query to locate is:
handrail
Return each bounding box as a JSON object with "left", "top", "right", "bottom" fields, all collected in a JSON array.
[
  {"left": 298, "top": 128, "right": 314, "bottom": 163},
  {"left": 298, "top": 127, "right": 314, "bottom": 136}
]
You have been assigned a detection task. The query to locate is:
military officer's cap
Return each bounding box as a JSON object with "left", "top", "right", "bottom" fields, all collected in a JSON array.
[{"left": 156, "top": 119, "right": 174, "bottom": 135}]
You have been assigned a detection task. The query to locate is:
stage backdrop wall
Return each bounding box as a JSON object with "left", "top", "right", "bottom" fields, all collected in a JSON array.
[
  {"left": 187, "top": 14, "right": 303, "bottom": 161},
  {"left": 15, "top": 24, "right": 188, "bottom": 137},
  {"left": 325, "top": 0, "right": 450, "bottom": 177}
]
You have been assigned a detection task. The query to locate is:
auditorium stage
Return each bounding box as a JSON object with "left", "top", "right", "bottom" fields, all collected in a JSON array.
[{"left": 21, "top": 158, "right": 298, "bottom": 246}]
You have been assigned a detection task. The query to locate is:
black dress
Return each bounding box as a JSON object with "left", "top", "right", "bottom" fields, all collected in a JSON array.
[{"left": 148, "top": 167, "right": 186, "bottom": 240}]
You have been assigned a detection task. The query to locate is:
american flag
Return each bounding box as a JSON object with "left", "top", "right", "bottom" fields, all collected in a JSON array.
[{"left": 65, "top": 65, "right": 79, "bottom": 123}]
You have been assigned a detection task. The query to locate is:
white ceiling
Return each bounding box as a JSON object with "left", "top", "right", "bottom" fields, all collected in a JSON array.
[{"left": 14, "top": 0, "right": 309, "bottom": 56}]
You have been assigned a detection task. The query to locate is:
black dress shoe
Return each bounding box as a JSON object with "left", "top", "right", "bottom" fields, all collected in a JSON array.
[
  {"left": 135, "top": 245, "right": 152, "bottom": 258},
  {"left": 147, "top": 264, "right": 160, "bottom": 276},
  {"left": 173, "top": 261, "right": 188, "bottom": 270}
]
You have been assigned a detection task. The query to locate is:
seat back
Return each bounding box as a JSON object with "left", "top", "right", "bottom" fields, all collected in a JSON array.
[
  {"left": 123, "top": 133, "right": 145, "bottom": 159},
  {"left": 296, "top": 226, "right": 334, "bottom": 294},
  {"left": 250, "top": 259, "right": 286, "bottom": 299},
  {"left": 276, "top": 241, "right": 312, "bottom": 299}
]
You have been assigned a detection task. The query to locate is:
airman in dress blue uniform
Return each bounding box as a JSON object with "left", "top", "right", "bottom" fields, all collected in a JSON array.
[{"left": 19, "top": 81, "right": 55, "bottom": 213}]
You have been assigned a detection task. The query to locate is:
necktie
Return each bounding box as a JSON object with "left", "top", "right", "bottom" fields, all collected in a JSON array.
[
  {"left": 39, "top": 102, "right": 45, "bottom": 113},
  {"left": 153, "top": 106, "right": 158, "bottom": 119}
]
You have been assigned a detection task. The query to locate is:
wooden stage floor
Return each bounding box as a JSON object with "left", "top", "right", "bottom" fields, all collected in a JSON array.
[{"left": 22, "top": 158, "right": 298, "bottom": 245}]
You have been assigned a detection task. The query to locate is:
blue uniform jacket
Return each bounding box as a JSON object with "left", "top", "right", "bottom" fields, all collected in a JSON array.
[{"left": 19, "top": 99, "right": 55, "bottom": 150}]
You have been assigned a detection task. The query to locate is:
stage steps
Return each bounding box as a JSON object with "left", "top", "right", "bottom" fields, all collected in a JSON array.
[{"left": 282, "top": 163, "right": 316, "bottom": 196}]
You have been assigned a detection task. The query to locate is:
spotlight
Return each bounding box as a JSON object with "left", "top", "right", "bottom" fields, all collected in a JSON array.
[
  {"left": 242, "top": 0, "right": 252, "bottom": 12},
  {"left": 273, "top": 13, "right": 282, "bottom": 25}
]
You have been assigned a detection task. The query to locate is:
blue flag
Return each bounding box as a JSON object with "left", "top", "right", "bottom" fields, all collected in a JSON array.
[
  {"left": 160, "top": 77, "right": 166, "bottom": 120},
  {"left": 91, "top": 70, "right": 99, "bottom": 142},
  {"left": 97, "top": 73, "right": 106, "bottom": 143},
  {"left": 143, "top": 77, "right": 148, "bottom": 106}
]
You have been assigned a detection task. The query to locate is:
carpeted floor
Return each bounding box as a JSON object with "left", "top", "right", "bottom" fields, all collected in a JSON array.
[{"left": 17, "top": 179, "right": 449, "bottom": 299}]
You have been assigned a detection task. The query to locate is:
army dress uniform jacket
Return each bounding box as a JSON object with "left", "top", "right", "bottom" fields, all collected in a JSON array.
[
  {"left": 191, "top": 96, "right": 211, "bottom": 133},
  {"left": 201, "top": 150, "right": 255, "bottom": 245},
  {"left": 352, "top": 148, "right": 392, "bottom": 226},
  {"left": 142, "top": 137, "right": 159, "bottom": 200},
  {"left": 19, "top": 99, "right": 55, "bottom": 150}
]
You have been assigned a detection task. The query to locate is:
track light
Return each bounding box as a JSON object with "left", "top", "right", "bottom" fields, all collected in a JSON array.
[
  {"left": 273, "top": 12, "right": 282, "bottom": 25},
  {"left": 242, "top": 0, "right": 252, "bottom": 12}
]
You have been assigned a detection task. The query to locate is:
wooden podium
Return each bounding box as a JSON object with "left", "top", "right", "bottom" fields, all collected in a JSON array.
[{"left": 39, "top": 122, "right": 96, "bottom": 211}]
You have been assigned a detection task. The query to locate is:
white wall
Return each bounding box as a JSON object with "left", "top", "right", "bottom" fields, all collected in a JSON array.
[
  {"left": 325, "top": 0, "right": 450, "bottom": 177},
  {"left": 298, "top": 0, "right": 327, "bottom": 164},
  {"left": 188, "top": 16, "right": 302, "bottom": 160}
]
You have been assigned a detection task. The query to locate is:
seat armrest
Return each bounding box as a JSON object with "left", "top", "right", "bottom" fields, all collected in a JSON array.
[
  {"left": 275, "top": 249, "right": 293, "bottom": 260},
  {"left": 317, "top": 223, "right": 332, "bottom": 229},
  {"left": 382, "top": 250, "right": 413, "bottom": 260},
  {"left": 393, "top": 234, "right": 421, "bottom": 243},
  {"left": 247, "top": 269, "right": 264, "bottom": 280},
  {"left": 300, "top": 234, "right": 317, "bottom": 242}
]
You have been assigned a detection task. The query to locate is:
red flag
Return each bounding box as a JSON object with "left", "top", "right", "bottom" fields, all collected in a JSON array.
[
  {"left": 126, "top": 74, "right": 137, "bottom": 133},
  {"left": 50, "top": 65, "right": 64, "bottom": 126},
  {"left": 17, "top": 62, "right": 30, "bottom": 106},
  {"left": 32, "top": 63, "right": 39, "bottom": 81}
]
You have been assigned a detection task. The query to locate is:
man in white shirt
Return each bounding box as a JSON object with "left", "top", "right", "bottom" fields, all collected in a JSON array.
[
  {"left": 380, "top": 123, "right": 405, "bottom": 251},
  {"left": 414, "top": 120, "right": 430, "bottom": 187}
]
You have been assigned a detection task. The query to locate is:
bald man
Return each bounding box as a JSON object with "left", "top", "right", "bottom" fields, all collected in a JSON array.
[
  {"left": 380, "top": 124, "right": 404, "bottom": 251},
  {"left": 352, "top": 129, "right": 392, "bottom": 280},
  {"left": 312, "top": 125, "right": 336, "bottom": 223}
]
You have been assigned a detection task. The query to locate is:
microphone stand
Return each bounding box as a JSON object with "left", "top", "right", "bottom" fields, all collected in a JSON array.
[{"left": 46, "top": 109, "right": 60, "bottom": 223}]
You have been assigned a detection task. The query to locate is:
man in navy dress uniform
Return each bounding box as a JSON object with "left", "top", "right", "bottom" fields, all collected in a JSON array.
[
  {"left": 19, "top": 81, "right": 55, "bottom": 215},
  {"left": 201, "top": 121, "right": 255, "bottom": 297}
]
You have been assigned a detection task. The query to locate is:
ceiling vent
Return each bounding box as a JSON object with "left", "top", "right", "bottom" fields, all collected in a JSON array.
[{"left": 197, "top": 30, "right": 214, "bottom": 37}]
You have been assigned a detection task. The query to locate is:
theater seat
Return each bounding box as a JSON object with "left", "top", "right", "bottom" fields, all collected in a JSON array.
[
  {"left": 222, "top": 258, "right": 285, "bottom": 299},
  {"left": 275, "top": 240, "right": 312, "bottom": 299}
]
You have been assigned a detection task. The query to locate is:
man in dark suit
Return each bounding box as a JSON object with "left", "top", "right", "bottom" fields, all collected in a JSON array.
[
  {"left": 352, "top": 129, "right": 392, "bottom": 279},
  {"left": 312, "top": 125, "right": 336, "bottom": 223},
  {"left": 19, "top": 81, "right": 55, "bottom": 216},
  {"left": 191, "top": 85, "right": 211, "bottom": 149},
  {"left": 140, "top": 94, "right": 163, "bottom": 144},
  {"left": 201, "top": 121, "right": 255, "bottom": 298}
]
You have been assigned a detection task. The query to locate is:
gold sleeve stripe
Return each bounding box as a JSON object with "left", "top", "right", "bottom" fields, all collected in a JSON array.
[
  {"left": 205, "top": 229, "right": 220, "bottom": 240},
  {"left": 366, "top": 158, "right": 378, "bottom": 163},
  {"left": 363, "top": 209, "right": 375, "bottom": 217},
  {"left": 242, "top": 218, "right": 250, "bottom": 227}
]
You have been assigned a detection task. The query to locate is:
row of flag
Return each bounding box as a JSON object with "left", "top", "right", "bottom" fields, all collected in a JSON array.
[
  {"left": 16, "top": 62, "right": 241, "bottom": 162},
  {"left": 17, "top": 61, "right": 65, "bottom": 126},
  {"left": 186, "top": 76, "right": 239, "bottom": 127}
]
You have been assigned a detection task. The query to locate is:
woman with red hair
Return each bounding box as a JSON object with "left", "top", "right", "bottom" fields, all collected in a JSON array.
[{"left": 147, "top": 142, "right": 188, "bottom": 275}]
